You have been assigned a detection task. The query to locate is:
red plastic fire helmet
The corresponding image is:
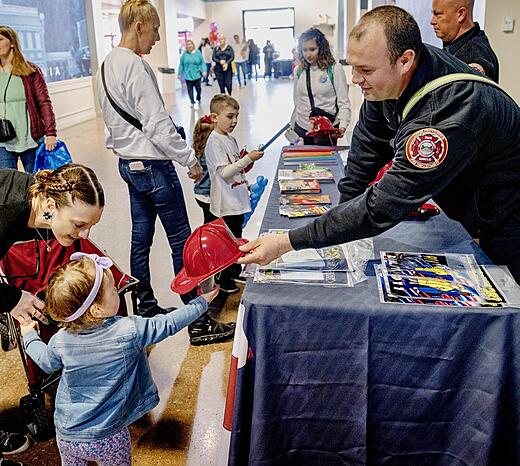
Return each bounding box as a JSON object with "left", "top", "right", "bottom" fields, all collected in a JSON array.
[
  {"left": 306, "top": 116, "right": 339, "bottom": 137},
  {"left": 171, "top": 218, "right": 248, "bottom": 294}
]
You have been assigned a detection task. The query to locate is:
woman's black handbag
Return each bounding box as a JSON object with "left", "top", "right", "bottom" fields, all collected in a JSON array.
[{"left": 0, "top": 73, "right": 16, "bottom": 143}]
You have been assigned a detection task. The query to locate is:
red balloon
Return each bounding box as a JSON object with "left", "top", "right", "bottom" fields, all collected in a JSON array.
[{"left": 209, "top": 30, "right": 219, "bottom": 43}]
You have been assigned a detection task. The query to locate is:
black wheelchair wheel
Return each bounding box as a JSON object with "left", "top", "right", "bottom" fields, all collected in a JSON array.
[
  {"left": 20, "top": 394, "right": 55, "bottom": 441},
  {"left": 0, "top": 314, "right": 16, "bottom": 352}
]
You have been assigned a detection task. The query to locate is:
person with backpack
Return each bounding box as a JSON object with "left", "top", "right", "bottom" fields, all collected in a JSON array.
[{"left": 289, "top": 28, "right": 351, "bottom": 146}]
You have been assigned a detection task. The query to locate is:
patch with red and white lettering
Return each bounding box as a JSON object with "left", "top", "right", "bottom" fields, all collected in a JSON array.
[{"left": 405, "top": 128, "right": 448, "bottom": 169}]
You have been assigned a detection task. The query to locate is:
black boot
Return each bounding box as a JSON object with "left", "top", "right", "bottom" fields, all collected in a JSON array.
[
  {"left": 137, "top": 305, "right": 176, "bottom": 318},
  {"left": 188, "top": 313, "right": 235, "bottom": 346}
]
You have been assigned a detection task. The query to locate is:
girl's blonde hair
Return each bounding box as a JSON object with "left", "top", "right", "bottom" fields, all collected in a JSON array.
[
  {"left": 0, "top": 26, "right": 35, "bottom": 77},
  {"left": 118, "top": 0, "right": 158, "bottom": 33},
  {"left": 45, "top": 258, "right": 111, "bottom": 332},
  {"left": 192, "top": 117, "right": 214, "bottom": 159},
  {"left": 28, "top": 163, "right": 105, "bottom": 210}
]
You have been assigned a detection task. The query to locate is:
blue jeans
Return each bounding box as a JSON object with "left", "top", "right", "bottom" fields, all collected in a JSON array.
[
  {"left": 204, "top": 62, "right": 212, "bottom": 84},
  {"left": 236, "top": 62, "right": 247, "bottom": 85},
  {"left": 118, "top": 159, "right": 192, "bottom": 311},
  {"left": 0, "top": 144, "right": 37, "bottom": 173}
]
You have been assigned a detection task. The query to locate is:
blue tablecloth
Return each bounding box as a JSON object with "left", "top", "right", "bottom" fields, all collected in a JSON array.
[{"left": 228, "top": 151, "right": 520, "bottom": 466}]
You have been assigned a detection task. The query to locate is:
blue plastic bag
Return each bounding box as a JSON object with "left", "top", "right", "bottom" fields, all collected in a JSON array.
[{"left": 33, "top": 140, "right": 73, "bottom": 173}]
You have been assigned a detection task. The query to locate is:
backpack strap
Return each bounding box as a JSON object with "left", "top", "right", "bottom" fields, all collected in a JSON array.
[
  {"left": 296, "top": 64, "right": 335, "bottom": 84},
  {"left": 327, "top": 64, "right": 334, "bottom": 85},
  {"left": 402, "top": 73, "right": 501, "bottom": 120}
]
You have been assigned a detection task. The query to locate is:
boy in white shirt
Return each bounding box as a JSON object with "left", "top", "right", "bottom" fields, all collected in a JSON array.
[{"left": 205, "top": 94, "right": 264, "bottom": 292}]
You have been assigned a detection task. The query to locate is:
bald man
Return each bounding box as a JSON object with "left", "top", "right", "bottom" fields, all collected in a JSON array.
[{"left": 431, "top": 0, "right": 499, "bottom": 82}]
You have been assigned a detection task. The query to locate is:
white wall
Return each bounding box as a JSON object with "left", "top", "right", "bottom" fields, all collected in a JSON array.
[
  {"left": 193, "top": 0, "right": 339, "bottom": 57},
  {"left": 48, "top": 77, "right": 97, "bottom": 130},
  {"left": 484, "top": 0, "right": 520, "bottom": 102}
]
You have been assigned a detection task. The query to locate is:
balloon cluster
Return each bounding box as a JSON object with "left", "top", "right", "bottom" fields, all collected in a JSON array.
[
  {"left": 209, "top": 21, "right": 219, "bottom": 45},
  {"left": 243, "top": 176, "right": 269, "bottom": 227}
]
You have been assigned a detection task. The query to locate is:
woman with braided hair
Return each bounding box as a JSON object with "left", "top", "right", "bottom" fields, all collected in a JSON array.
[{"left": 0, "top": 163, "right": 104, "bottom": 323}]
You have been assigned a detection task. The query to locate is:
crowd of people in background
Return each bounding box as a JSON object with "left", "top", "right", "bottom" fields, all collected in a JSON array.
[{"left": 182, "top": 34, "right": 285, "bottom": 97}]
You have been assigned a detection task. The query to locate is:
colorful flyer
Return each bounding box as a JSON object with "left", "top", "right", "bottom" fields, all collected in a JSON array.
[
  {"left": 280, "top": 194, "right": 332, "bottom": 205},
  {"left": 279, "top": 205, "right": 330, "bottom": 218}
]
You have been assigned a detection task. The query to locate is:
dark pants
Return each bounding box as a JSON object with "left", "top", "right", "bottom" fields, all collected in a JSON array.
[
  {"left": 118, "top": 159, "right": 194, "bottom": 310},
  {"left": 236, "top": 62, "right": 247, "bottom": 86},
  {"left": 204, "top": 63, "right": 212, "bottom": 84},
  {"left": 480, "top": 213, "right": 520, "bottom": 285},
  {"left": 216, "top": 68, "right": 233, "bottom": 95},
  {"left": 248, "top": 60, "right": 258, "bottom": 80},
  {"left": 186, "top": 78, "right": 202, "bottom": 104},
  {"left": 196, "top": 199, "right": 217, "bottom": 225},
  {"left": 219, "top": 213, "right": 244, "bottom": 283},
  {"left": 294, "top": 122, "right": 338, "bottom": 147},
  {"left": 264, "top": 58, "right": 272, "bottom": 77}
]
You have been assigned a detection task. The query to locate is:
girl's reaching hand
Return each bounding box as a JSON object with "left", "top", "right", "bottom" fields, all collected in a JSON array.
[
  {"left": 20, "top": 320, "right": 39, "bottom": 337},
  {"left": 201, "top": 286, "right": 220, "bottom": 304}
]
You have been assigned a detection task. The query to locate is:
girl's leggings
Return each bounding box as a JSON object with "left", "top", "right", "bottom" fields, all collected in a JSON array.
[{"left": 57, "top": 426, "right": 131, "bottom": 466}]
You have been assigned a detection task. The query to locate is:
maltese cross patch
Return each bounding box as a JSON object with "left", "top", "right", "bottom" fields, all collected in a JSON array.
[{"left": 405, "top": 128, "right": 448, "bottom": 169}]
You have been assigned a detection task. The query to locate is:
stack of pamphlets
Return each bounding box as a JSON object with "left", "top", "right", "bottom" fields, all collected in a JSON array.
[
  {"left": 279, "top": 205, "right": 330, "bottom": 218},
  {"left": 280, "top": 194, "right": 331, "bottom": 205},
  {"left": 279, "top": 179, "right": 321, "bottom": 194},
  {"left": 253, "top": 229, "right": 354, "bottom": 287},
  {"left": 281, "top": 146, "right": 338, "bottom": 166},
  {"left": 376, "top": 251, "right": 514, "bottom": 307},
  {"left": 278, "top": 167, "right": 335, "bottom": 183},
  {"left": 278, "top": 163, "right": 335, "bottom": 218}
]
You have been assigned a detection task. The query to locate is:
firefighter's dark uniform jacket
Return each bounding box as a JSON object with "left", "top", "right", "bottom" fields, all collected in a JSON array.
[
  {"left": 289, "top": 44, "right": 520, "bottom": 251},
  {"left": 444, "top": 22, "right": 499, "bottom": 83}
]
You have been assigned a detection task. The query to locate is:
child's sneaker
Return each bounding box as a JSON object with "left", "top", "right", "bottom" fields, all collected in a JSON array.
[{"left": 0, "top": 431, "right": 30, "bottom": 455}]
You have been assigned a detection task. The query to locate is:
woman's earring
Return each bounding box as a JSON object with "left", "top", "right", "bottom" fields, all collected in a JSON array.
[{"left": 43, "top": 211, "right": 53, "bottom": 221}]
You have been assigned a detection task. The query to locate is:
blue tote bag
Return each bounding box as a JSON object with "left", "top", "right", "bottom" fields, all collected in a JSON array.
[{"left": 33, "top": 140, "right": 73, "bottom": 173}]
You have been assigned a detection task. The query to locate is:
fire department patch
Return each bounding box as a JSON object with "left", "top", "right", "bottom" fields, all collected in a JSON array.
[{"left": 405, "top": 128, "right": 448, "bottom": 169}]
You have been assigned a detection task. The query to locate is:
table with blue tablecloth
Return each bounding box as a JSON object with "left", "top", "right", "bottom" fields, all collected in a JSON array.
[{"left": 226, "top": 149, "right": 520, "bottom": 466}]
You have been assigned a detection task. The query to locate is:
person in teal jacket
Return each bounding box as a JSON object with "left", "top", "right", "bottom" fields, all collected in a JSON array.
[{"left": 178, "top": 39, "right": 206, "bottom": 108}]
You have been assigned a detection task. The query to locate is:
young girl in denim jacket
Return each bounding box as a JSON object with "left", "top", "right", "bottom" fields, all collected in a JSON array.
[{"left": 20, "top": 252, "right": 218, "bottom": 466}]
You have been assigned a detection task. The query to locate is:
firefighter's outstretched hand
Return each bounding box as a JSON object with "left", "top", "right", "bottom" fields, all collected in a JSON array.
[{"left": 237, "top": 233, "right": 293, "bottom": 266}]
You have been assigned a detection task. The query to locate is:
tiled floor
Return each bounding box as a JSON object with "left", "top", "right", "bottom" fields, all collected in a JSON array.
[{"left": 0, "top": 74, "right": 361, "bottom": 465}]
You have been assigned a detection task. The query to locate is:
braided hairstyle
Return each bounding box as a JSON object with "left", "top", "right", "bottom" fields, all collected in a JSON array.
[
  {"left": 28, "top": 163, "right": 105, "bottom": 209},
  {"left": 192, "top": 116, "right": 214, "bottom": 159}
]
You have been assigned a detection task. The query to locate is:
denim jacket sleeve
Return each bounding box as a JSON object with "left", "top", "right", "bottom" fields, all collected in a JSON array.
[
  {"left": 23, "top": 330, "right": 63, "bottom": 373},
  {"left": 134, "top": 296, "right": 208, "bottom": 348}
]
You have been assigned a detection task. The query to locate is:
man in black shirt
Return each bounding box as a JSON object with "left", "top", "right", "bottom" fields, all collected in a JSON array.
[
  {"left": 431, "top": 0, "right": 499, "bottom": 82},
  {"left": 238, "top": 6, "right": 520, "bottom": 284}
]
